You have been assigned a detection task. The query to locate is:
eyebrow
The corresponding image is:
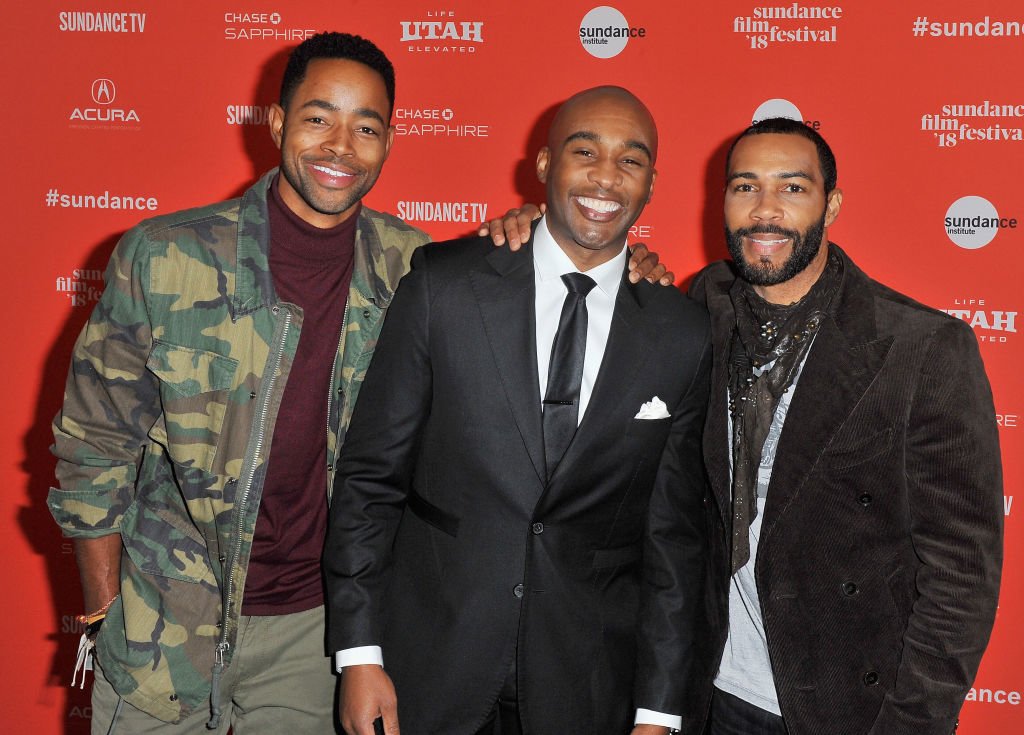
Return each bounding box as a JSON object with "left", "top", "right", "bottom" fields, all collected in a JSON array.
[
  {"left": 299, "top": 98, "right": 386, "bottom": 124},
  {"left": 563, "top": 130, "right": 653, "bottom": 160},
  {"left": 727, "top": 169, "right": 815, "bottom": 183}
]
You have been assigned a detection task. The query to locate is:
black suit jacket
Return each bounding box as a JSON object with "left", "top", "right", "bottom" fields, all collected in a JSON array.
[
  {"left": 325, "top": 233, "right": 714, "bottom": 734},
  {"left": 690, "top": 244, "right": 1003, "bottom": 735}
]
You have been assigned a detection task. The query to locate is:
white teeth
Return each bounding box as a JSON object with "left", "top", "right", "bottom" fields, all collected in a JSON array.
[
  {"left": 751, "top": 238, "right": 789, "bottom": 245},
  {"left": 576, "top": 196, "right": 622, "bottom": 213},
  {"left": 312, "top": 164, "right": 352, "bottom": 178}
]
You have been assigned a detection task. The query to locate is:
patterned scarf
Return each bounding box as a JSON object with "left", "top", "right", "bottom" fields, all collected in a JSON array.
[{"left": 727, "top": 251, "right": 842, "bottom": 573}]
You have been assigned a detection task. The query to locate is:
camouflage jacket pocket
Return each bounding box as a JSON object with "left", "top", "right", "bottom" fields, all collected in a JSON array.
[
  {"left": 120, "top": 499, "right": 218, "bottom": 586},
  {"left": 146, "top": 341, "right": 238, "bottom": 473}
]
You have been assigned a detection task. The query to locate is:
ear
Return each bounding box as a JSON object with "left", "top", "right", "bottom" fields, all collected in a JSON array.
[
  {"left": 824, "top": 188, "right": 843, "bottom": 227},
  {"left": 536, "top": 147, "right": 551, "bottom": 183},
  {"left": 646, "top": 167, "right": 657, "bottom": 204},
  {"left": 269, "top": 103, "right": 286, "bottom": 151},
  {"left": 383, "top": 125, "right": 396, "bottom": 161}
]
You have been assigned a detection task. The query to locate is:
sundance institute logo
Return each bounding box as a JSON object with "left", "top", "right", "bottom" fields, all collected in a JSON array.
[
  {"left": 579, "top": 6, "right": 646, "bottom": 59},
  {"left": 944, "top": 196, "right": 1018, "bottom": 249},
  {"left": 752, "top": 98, "right": 803, "bottom": 124}
]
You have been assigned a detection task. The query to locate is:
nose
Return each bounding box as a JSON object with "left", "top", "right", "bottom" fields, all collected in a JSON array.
[
  {"left": 321, "top": 127, "right": 354, "bottom": 158},
  {"left": 587, "top": 155, "right": 622, "bottom": 190},
  {"left": 749, "top": 189, "right": 783, "bottom": 222}
]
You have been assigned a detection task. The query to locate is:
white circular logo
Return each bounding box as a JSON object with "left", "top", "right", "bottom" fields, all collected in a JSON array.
[
  {"left": 441, "top": 108, "right": 454, "bottom": 121},
  {"left": 752, "top": 99, "right": 803, "bottom": 124},
  {"left": 270, "top": 12, "right": 281, "bottom": 25},
  {"left": 945, "top": 196, "right": 1000, "bottom": 250},
  {"left": 580, "top": 6, "right": 630, "bottom": 59}
]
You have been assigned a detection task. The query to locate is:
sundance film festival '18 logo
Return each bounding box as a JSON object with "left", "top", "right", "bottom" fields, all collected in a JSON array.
[
  {"left": 579, "top": 6, "right": 647, "bottom": 59},
  {"left": 400, "top": 11, "right": 484, "bottom": 53},
  {"left": 69, "top": 78, "right": 140, "bottom": 129},
  {"left": 944, "top": 196, "right": 1017, "bottom": 249},
  {"left": 56, "top": 268, "right": 103, "bottom": 307}
]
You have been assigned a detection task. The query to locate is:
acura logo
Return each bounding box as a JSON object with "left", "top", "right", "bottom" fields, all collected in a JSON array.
[{"left": 91, "top": 79, "right": 116, "bottom": 105}]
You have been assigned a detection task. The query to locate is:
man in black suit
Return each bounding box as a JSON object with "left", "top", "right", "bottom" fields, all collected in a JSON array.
[
  {"left": 690, "top": 118, "right": 1003, "bottom": 735},
  {"left": 324, "top": 86, "right": 714, "bottom": 735}
]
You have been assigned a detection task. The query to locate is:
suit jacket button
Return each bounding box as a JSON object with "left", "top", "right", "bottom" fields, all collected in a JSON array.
[
  {"left": 513, "top": 583, "right": 524, "bottom": 598},
  {"left": 858, "top": 493, "right": 872, "bottom": 506},
  {"left": 842, "top": 581, "right": 859, "bottom": 596},
  {"left": 531, "top": 522, "right": 544, "bottom": 535},
  {"left": 863, "top": 671, "right": 880, "bottom": 686}
]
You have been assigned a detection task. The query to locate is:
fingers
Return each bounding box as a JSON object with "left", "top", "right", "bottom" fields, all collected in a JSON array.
[
  {"left": 627, "top": 244, "right": 656, "bottom": 284},
  {"left": 627, "top": 243, "right": 675, "bottom": 285},
  {"left": 481, "top": 203, "right": 546, "bottom": 250}
]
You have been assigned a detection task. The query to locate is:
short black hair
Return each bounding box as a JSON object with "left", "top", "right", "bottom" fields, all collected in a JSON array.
[
  {"left": 280, "top": 32, "right": 396, "bottom": 117},
  {"left": 726, "top": 117, "right": 837, "bottom": 193}
]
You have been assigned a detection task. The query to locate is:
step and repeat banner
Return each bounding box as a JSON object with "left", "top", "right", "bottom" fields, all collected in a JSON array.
[{"left": 3, "top": 1, "right": 1021, "bottom": 731}]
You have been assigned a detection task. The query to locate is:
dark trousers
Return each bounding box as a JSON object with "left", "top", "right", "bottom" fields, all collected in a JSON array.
[
  {"left": 707, "top": 687, "right": 787, "bottom": 735},
  {"left": 473, "top": 657, "right": 522, "bottom": 735}
]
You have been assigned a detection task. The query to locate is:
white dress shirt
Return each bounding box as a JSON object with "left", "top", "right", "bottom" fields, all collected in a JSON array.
[{"left": 336, "top": 219, "right": 678, "bottom": 730}]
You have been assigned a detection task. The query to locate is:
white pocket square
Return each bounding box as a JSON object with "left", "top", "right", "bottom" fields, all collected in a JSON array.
[{"left": 634, "top": 396, "right": 670, "bottom": 420}]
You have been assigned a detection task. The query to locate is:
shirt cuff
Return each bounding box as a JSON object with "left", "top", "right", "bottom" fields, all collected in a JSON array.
[
  {"left": 334, "top": 646, "right": 383, "bottom": 673},
  {"left": 634, "top": 708, "right": 682, "bottom": 730}
]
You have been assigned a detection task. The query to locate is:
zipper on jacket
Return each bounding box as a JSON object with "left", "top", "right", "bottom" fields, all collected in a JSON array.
[
  {"left": 325, "top": 307, "right": 350, "bottom": 502},
  {"left": 207, "top": 307, "right": 292, "bottom": 729}
]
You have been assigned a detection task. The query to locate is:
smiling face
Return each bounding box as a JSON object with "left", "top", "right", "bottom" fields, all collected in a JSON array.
[
  {"left": 724, "top": 132, "right": 842, "bottom": 303},
  {"left": 536, "top": 88, "right": 657, "bottom": 270},
  {"left": 269, "top": 58, "right": 394, "bottom": 228}
]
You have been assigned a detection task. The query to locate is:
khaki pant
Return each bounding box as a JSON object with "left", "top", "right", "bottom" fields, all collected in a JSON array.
[{"left": 91, "top": 605, "right": 336, "bottom": 734}]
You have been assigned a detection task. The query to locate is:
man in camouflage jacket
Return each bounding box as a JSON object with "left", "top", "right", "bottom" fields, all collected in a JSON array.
[{"left": 48, "top": 34, "right": 427, "bottom": 731}]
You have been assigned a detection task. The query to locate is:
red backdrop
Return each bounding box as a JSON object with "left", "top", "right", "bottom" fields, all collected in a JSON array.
[{"left": 4, "top": 1, "right": 1021, "bottom": 731}]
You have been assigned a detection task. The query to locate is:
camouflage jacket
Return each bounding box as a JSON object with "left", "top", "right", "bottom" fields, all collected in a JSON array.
[{"left": 48, "top": 170, "right": 428, "bottom": 723}]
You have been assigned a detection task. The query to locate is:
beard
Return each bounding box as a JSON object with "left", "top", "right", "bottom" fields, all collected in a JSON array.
[{"left": 725, "top": 211, "right": 827, "bottom": 286}]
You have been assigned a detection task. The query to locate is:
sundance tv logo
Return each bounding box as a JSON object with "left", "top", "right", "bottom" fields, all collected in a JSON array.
[
  {"left": 69, "top": 78, "right": 140, "bottom": 128},
  {"left": 58, "top": 10, "right": 147, "bottom": 33},
  {"left": 944, "top": 196, "right": 1017, "bottom": 249},
  {"left": 579, "top": 6, "right": 647, "bottom": 59}
]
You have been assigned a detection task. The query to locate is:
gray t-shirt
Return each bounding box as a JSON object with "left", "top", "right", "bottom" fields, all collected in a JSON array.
[{"left": 715, "top": 349, "right": 812, "bottom": 715}]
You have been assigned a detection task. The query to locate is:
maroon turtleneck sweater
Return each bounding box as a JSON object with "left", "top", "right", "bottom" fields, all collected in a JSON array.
[{"left": 242, "top": 177, "right": 357, "bottom": 615}]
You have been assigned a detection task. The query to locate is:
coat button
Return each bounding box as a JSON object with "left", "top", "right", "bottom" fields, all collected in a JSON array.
[
  {"left": 842, "top": 581, "right": 859, "bottom": 596},
  {"left": 863, "top": 671, "right": 880, "bottom": 686},
  {"left": 513, "top": 583, "right": 524, "bottom": 598},
  {"left": 363, "top": 310, "right": 371, "bottom": 318},
  {"left": 531, "top": 522, "right": 544, "bottom": 535},
  {"left": 169, "top": 694, "right": 178, "bottom": 701},
  {"left": 858, "top": 493, "right": 872, "bottom": 506},
  {"left": 249, "top": 391, "right": 257, "bottom": 400}
]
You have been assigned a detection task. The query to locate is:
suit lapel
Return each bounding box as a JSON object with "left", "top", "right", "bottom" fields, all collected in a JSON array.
[
  {"left": 470, "top": 243, "right": 546, "bottom": 485},
  {"left": 758, "top": 256, "right": 894, "bottom": 544},
  {"left": 703, "top": 274, "right": 737, "bottom": 531}
]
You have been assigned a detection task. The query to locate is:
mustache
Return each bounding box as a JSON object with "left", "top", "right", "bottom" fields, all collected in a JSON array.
[{"left": 731, "top": 223, "right": 801, "bottom": 240}]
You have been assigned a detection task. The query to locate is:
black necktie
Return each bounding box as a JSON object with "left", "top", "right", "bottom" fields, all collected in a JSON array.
[{"left": 543, "top": 272, "right": 597, "bottom": 478}]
